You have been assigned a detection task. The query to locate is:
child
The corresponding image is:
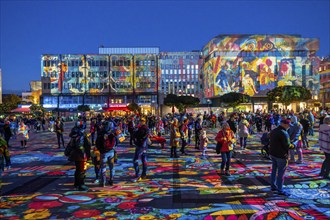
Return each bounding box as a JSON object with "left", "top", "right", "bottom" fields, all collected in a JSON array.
[{"left": 200, "top": 130, "right": 208, "bottom": 158}]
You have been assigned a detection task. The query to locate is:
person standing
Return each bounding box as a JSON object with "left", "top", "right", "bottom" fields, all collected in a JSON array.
[
  {"left": 215, "top": 122, "right": 236, "bottom": 176},
  {"left": 96, "top": 121, "right": 118, "bottom": 187},
  {"left": 319, "top": 116, "right": 330, "bottom": 179},
  {"left": 3, "top": 121, "right": 12, "bottom": 148},
  {"left": 194, "top": 117, "right": 203, "bottom": 149},
  {"left": 55, "top": 118, "right": 65, "bottom": 149},
  {"left": 269, "top": 119, "right": 294, "bottom": 196},
  {"left": 288, "top": 116, "right": 303, "bottom": 163},
  {"left": 132, "top": 118, "right": 149, "bottom": 180},
  {"left": 17, "top": 121, "right": 29, "bottom": 148},
  {"left": 68, "top": 121, "right": 91, "bottom": 191},
  {"left": 170, "top": 118, "right": 181, "bottom": 158},
  {"left": 179, "top": 118, "right": 189, "bottom": 155},
  {"left": 237, "top": 115, "right": 249, "bottom": 149}
]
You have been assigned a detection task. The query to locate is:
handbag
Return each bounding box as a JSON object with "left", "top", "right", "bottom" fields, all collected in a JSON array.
[{"left": 216, "top": 142, "right": 222, "bottom": 154}]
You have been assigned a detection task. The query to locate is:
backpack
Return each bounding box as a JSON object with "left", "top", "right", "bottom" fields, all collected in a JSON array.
[
  {"left": 104, "top": 132, "right": 116, "bottom": 152},
  {"left": 261, "top": 132, "right": 270, "bottom": 145},
  {"left": 65, "top": 135, "right": 80, "bottom": 157}
]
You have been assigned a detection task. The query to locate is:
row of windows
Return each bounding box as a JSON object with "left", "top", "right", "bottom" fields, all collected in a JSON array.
[
  {"left": 162, "top": 75, "right": 198, "bottom": 80},
  {"left": 43, "top": 60, "right": 109, "bottom": 67},
  {"left": 136, "top": 71, "right": 156, "bottom": 77},
  {"left": 160, "top": 64, "right": 199, "bottom": 69},
  {"left": 160, "top": 55, "right": 200, "bottom": 60},
  {"left": 161, "top": 69, "right": 199, "bottom": 75},
  {"left": 113, "top": 82, "right": 132, "bottom": 89},
  {"left": 136, "top": 82, "right": 156, "bottom": 89}
]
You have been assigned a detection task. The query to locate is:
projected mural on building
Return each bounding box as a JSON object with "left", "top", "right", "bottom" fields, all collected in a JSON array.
[
  {"left": 202, "top": 34, "right": 320, "bottom": 98},
  {"left": 110, "top": 55, "right": 133, "bottom": 93},
  {"left": 134, "top": 54, "right": 157, "bottom": 93}
]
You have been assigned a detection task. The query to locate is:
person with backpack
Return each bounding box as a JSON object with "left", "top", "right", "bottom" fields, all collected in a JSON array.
[
  {"left": 96, "top": 121, "right": 118, "bottom": 187},
  {"left": 132, "top": 117, "right": 150, "bottom": 181},
  {"left": 68, "top": 121, "right": 91, "bottom": 191},
  {"left": 299, "top": 114, "right": 310, "bottom": 149}
]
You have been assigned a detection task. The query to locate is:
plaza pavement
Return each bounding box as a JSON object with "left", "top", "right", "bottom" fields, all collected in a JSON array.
[{"left": 0, "top": 121, "right": 329, "bottom": 219}]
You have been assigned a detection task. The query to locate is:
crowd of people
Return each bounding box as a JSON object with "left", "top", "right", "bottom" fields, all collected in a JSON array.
[{"left": 0, "top": 106, "right": 329, "bottom": 195}]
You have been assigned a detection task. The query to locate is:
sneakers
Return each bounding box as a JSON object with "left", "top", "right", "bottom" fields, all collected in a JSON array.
[
  {"left": 93, "top": 179, "right": 99, "bottom": 184},
  {"left": 140, "top": 174, "right": 147, "bottom": 180},
  {"left": 225, "top": 170, "right": 231, "bottom": 176}
]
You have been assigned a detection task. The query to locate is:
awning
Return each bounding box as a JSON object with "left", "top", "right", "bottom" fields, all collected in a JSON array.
[
  {"left": 11, "top": 108, "right": 31, "bottom": 113},
  {"left": 102, "top": 106, "right": 129, "bottom": 111}
]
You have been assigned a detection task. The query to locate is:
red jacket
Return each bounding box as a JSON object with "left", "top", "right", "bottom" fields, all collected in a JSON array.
[{"left": 215, "top": 128, "right": 235, "bottom": 152}]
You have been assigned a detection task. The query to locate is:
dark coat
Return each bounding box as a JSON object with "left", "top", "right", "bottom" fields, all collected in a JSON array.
[
  {"left": 68, "top": 127, "right": 91, "bottom": 162},
  {"left": 269, "top": 125, "right": 291, "bottom": 159}
]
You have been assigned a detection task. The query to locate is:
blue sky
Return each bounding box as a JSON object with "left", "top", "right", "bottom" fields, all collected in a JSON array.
[{"left": 0, "top": 0, "right": 329, "bottom": 92}]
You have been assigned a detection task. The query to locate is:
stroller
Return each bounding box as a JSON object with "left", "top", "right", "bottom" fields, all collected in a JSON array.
[{"left": 260, "top": 132, "right": 270, "bottom": 159}]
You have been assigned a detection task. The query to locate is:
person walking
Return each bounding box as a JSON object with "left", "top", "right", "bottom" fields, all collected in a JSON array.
[
  {"left": 55, "top": 118, "right": 65, "bottom": 149},
  {"left": 68, "top": 121, "right": 91, "bottom": 191},
  {"left": 319, "top": 116, "right": 330, "bottom": 179},
  {"left": 17, "top": 121, "right": 29, "bottom": 148},
  {"left": 200, "top": 130, "right": 209, "bottom": 158},
  {"left": 269, "top": 119, "right": 294, "bottom": 196},
  {"left": 132, "top": 118, "right": 149, "bottom": 180},
  {"left": 215, "top": 122, "right": 236, "bottom": 176}
]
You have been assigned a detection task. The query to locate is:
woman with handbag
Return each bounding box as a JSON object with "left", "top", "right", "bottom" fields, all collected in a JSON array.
[{"left": 215, "top": 122, "right": 236, "bottom": 176}]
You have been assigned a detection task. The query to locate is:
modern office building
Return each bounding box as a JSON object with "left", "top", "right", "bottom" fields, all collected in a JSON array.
[
  {"left": 201, "top": 34, "right": 320, "bottom": 112},
  {"left": 159, "top": 51, "right": 203, "bottom": 98}
]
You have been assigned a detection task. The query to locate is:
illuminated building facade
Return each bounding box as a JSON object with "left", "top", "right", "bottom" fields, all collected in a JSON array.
[
  {"left": 319, "top": 57, "right": 330, "bottom": 108},
  {"left": 201, "top": 34, "right": 321, "bottom": 111}
]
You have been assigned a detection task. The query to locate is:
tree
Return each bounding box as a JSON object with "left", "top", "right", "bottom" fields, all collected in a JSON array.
[
  {"left": 77, "top": 105, "right": 90, "bottom": 112},
  {"left": 267, "top": 86, "right": 312, "bottom": 107},
  {"left": 127, "top": 102, "right": 141, "bottom": 114},
  {"left": 2, "top": 94, "right": 21, "bottom": 111},
  {"left": 29, "top": 104, "right": 45, "bottom": 116},
  {"left": 219, "top": 92, "right": 250, "bottom": 109},
  {"left": 164, "top": 94, "right": 200, "bottom": 113},
  {"left": 0, "top": 103, "right": 10, "bottom": 114}
]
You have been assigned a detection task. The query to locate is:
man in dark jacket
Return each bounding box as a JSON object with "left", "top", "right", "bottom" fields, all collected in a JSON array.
[
  {"left": 269, "top": 119, "right": 294, "bottom": 196},
  {"left": 133, "top": 118, "right": 150, "bottom": 180},
  {"left": 69, "top": 121, "right": 91, "bottom": 191}
]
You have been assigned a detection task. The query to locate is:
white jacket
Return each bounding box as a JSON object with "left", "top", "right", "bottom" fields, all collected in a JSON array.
[{"left": 319, "top": 124, "right": 330, "bottom": 153}]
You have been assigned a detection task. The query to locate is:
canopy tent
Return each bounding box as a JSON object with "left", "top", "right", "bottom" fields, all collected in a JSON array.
[
  {"left": 10, "top": 107, "right": 31, "bottom": 113},
  {"left": 102, "top": 106, "right": 129, "bottom": 111}
]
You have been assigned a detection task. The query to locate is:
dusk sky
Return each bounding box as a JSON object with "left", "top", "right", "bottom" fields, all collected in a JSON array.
[{"left": 0, "top": 0, "right": 329, "bottom": 92}]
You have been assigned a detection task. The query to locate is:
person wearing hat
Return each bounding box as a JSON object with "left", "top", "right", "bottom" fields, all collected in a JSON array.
[
  {"left": 269, "top": 119, "right": 294, "bottom": 196},
  {"left": 132, "top": 117, "right": 150, "bottom": 180}
]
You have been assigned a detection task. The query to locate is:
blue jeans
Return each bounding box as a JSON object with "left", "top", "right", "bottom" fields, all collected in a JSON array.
[
  {"left": 133, "top": 147, "right": 147, "bottom": 177},
  {"left": 100, "top": 150, "right": 115, "bottom": 184},
  {"left": 270, "top": 155, "right": 288, "bottom": 192},
  {"left": 240, "top": 137, "right": 247, "bottom": 148},
  {"left": 220, "top": 151, "right": 232, "bottom": 171}
]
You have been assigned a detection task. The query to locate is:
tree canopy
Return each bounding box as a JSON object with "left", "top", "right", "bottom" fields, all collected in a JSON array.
[
  {"left": 219, "top": 92, "right": 250, "bottom": 108},
  {"left": 127, "top": 102, "right": 141, "bottom": 115},
  {"left": 267, "top": 85, "right": 312, "bottom": 106},
  {"left": 164, "top": 94, "right": 200, "bottom": 113},
  {"left": 0, "top": 94, "right": 22, "bottom": 114},
  {"left": 29, "top": 104, "right": 45, "bottom": 116}
]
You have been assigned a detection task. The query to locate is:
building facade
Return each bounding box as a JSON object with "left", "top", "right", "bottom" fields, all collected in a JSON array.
[
  {"left": 319, "top": 57, "right": 330, "bottom": 108},
  {"left": 201, "top": 34, "right": 320, "bottom": 112}
]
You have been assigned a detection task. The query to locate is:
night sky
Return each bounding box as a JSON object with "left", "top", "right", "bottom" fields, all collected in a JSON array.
[{"left": 0, "top": 0, "right": 329, "bottom": 92}]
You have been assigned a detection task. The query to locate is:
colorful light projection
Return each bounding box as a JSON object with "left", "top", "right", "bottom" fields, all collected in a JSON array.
[
  {"left": 109, "top": 55, "right": 134, "bottom": 94},
  {"left": 202, "top": 35, "right": 320, "bottom": 98},
  {"left": 134, "top": 54, "right": 157, "bottom": 93}
]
